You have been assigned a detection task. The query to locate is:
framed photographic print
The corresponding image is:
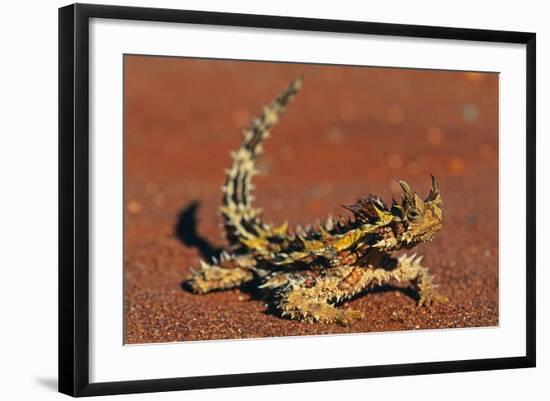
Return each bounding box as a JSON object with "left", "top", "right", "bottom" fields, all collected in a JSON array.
[{"left": 58, "top": 3, "right": 536, "bottom": 397}]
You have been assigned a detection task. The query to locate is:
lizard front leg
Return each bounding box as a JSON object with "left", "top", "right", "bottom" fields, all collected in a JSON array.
[
  {"left": 391, "top": 254, "right": 448, "bottom": 306},
  {"left": 332, "top": 255, "right": 447, "bottom": 308}
]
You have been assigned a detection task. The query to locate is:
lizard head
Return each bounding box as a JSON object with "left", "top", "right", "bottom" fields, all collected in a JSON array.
[
  {"left": 391, "top": 176, "right": 443, "bottom": 248},
  {"left": 343, "top": 176, "right": 443, "bottom": 252}
]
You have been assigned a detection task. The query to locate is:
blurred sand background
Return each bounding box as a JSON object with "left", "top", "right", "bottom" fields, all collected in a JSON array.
[{"left": 123, "top": 55, "right": 498, "bottom": 343}]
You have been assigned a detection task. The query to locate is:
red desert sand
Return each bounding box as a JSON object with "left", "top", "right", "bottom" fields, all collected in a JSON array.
[{"left": 124, "top": 57, "right": 498, "bottom": 343}]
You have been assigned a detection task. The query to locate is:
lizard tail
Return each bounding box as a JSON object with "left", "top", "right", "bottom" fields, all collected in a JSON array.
[{"left": 220, "top": 76, "right": 303, "bottom": 251}]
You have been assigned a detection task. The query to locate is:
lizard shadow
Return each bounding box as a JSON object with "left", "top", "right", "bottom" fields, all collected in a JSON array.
[
  {"left": 174, "top": 201, "right": 280, "bottom": 302},
  {"left": 175, "top": 200, "right": 223, "bottom": 261},
  {"left": 175, "top": 200, "right": 223, "bottom": 292},
  {"left": 342, "top": 284, "right": 419, "bottom": 305}
]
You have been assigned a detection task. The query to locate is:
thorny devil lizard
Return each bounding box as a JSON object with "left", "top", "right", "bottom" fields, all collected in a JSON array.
[{"left": 186, "top": 76, "right": 447, "bottom": 325}]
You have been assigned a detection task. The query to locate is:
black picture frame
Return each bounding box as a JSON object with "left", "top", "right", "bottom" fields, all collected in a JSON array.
[{"left": 58, "top": 3, "right": 536, "bottom": 397}]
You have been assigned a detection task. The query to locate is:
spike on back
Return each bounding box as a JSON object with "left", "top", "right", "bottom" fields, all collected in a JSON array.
[{"left": 343, "top": 196, "right": 390, "bottom": 223}]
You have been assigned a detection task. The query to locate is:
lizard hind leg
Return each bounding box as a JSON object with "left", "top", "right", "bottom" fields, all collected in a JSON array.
[{"left": 186, "top": 258, "right": 254, "bottom": 294}]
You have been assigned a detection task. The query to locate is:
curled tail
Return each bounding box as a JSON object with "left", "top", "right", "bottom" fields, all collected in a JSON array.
[{"left": 220, "top": 76, "right": 303, "bottom": 252}]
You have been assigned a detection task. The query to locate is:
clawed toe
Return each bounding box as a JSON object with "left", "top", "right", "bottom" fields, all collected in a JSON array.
[{"left": 418, "top": 292, "right": 448, "bottom": 307}]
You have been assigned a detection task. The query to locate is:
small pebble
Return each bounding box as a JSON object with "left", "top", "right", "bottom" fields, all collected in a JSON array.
[
  {"left": 462, "top": 103, "right": 479, "bottom": 123},
  {"left": 325, "top": 127, "right": 345, "bottom": 144},
  {"left": 448, "top": 157, "right": 465, "bottom": 175},
  {"left": 464, "top": 72, "right": 485, "bottom": 81},
  {"left": 127, "top": 200, "right": 142, "bottom": 214}
]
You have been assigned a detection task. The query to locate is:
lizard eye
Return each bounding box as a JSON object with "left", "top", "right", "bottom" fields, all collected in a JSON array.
[{"left": 407, "top": 208, "right": 421, "bottom": 221}]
